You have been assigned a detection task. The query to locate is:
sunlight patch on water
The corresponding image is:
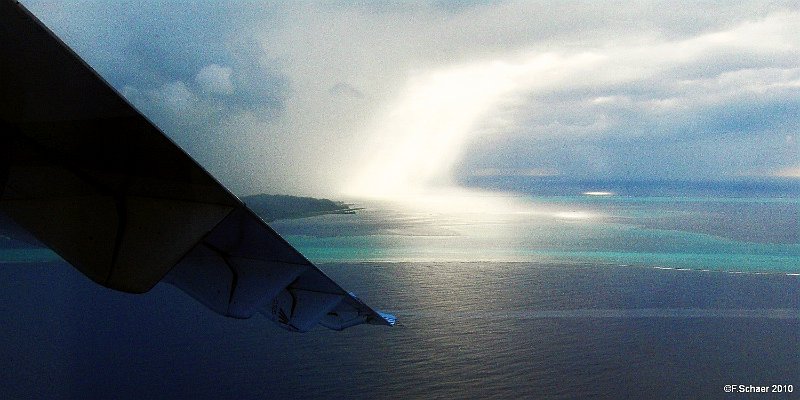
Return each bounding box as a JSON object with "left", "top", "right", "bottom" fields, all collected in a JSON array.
[
  {"left": 553, "top": 211, "right": 594, "bottom": 220},
  {"left": 583, "top": 191, "right": 614, "bottom": 196}
]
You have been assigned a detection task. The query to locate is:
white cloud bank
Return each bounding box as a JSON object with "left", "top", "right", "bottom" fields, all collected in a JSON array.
[
  {"left": 343, "top": 12, "right": 800, "bottom": 197},
  {"left": 22, "top": 0, "right": 800, "bottom": 197}
]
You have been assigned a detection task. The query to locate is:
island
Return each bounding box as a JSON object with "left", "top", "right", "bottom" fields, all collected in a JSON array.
[{"left": 242, "top": 194, "right": 359, "bottom": 222}]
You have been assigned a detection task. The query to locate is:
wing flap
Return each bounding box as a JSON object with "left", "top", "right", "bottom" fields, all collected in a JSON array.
[
  {"left": 261, "top": 289, "right": 344, "bottom": 333},
  {"left": 164, "top": 208, "right": 395, "bottom": 330}
]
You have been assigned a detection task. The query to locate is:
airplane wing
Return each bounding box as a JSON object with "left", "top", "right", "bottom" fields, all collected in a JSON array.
[{"left": 0, "top": 0, "right": 394, "bottom": 332}]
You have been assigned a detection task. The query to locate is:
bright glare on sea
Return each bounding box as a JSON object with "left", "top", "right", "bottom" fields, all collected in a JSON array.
[{"left": 1, "top": 178, "right": 798, "bottom": 399}]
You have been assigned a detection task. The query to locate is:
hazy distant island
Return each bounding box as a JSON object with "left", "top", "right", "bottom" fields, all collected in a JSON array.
[{"left": 243, "top": 194, "right": 359, "bottom": 222}]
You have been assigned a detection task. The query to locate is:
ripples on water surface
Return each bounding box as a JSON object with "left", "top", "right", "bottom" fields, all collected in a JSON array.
[
  {"left": 1, "top": 261, "right": 799, "bottom": 399},
  {"left": 1, "top": 179, "right": 799, "bottom": 398}
]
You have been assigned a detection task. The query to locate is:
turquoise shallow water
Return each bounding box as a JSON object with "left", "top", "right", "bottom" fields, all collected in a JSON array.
[
  {"left": 4, "top": 180, "right": 797, "bottom": 272},
  {"left": 274, "top": 186, "right": 799, "bottom": 273}
]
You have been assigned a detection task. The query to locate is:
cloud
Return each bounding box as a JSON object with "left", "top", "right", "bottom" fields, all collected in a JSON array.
[
  {"left": 776, "top": 166, "right": 800, "bottom": 177},
  {"left": 328, "top": 82, "right": 364, "bottom": 99},
  {"left": 468, "top": 168, "right": 560, "bottom": 177},
  {"left": 21, "top": 0, "right": 800, "bottom": 196},
  {"left": 155, "top": 81, "right": 197, "bottom": 114},
  {"left": 195, "top": 64, "right": 234, "bottom": 96},
  {"left": 346, "top": 12, "right": 800, "bottom": 193}
]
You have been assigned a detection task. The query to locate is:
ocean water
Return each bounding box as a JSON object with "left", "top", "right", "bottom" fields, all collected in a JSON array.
[
  {"left": 275, "top": 178, "right": 799, "bottom": 272},
  {"left": 1, "top": 179, "right": 799, "bottom": 399}
]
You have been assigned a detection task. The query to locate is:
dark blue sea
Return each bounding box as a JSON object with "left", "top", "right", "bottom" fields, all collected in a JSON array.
[{"left": 1, "top": 179, "right": 799, "bottom": 399}]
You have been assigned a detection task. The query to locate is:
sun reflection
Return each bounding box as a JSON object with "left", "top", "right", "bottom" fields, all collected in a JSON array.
[
  {"left": 338, "top": 52, "right": 609, "bottom": 242},
  {"left": 553, "top": 211, "right": 593, "bottom": 220},
  {"left": 583, "top": 191, "right": 614, "bottom": 196}
]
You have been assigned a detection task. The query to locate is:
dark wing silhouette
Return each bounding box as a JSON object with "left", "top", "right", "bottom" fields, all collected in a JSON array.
[{"left": 0, "top": 0, "right": 394, "bottom": 332}]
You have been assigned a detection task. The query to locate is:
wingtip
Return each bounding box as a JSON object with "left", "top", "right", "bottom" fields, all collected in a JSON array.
[
  {"left": 377, "top": 311, "right": 397, "bottom": 326},
  {"left": 346, "top": 291, "right": 395, "bottom": 327}
]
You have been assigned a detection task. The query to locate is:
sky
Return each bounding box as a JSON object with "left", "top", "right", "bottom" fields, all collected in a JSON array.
[{"left": 21, "top": 0, "right": 800, "bottom": 198}]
